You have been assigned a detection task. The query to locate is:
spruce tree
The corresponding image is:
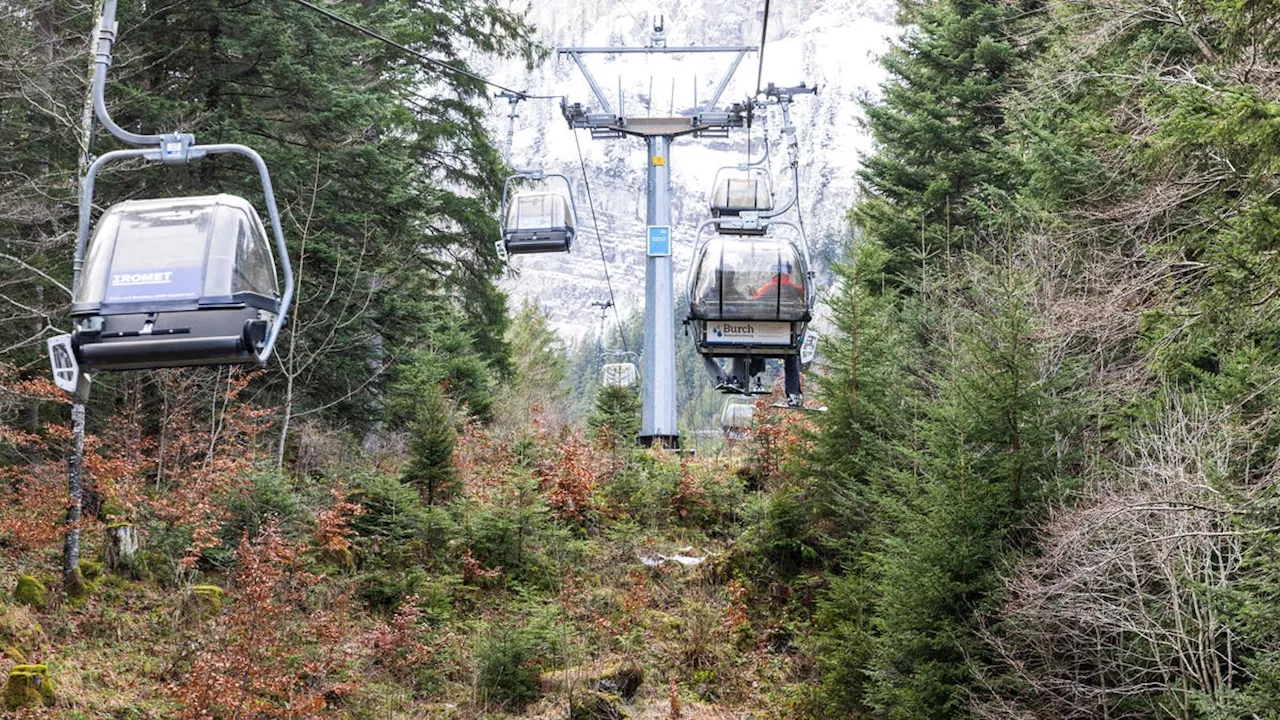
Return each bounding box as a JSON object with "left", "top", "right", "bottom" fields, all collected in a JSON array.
[
  {"left": 809, "top": 238, "right": 918, "bottom": 713},
  {"left": 856, "top": 0, "right": 1035, "bottom": 286},
  {"left": 401, "top": 382, "right": 458, "bottom": 506},
  {"left": 588, "top": 385, "right": 640, "bottom": 446},
  {"left": 866, "top": 269, "right": 1064, "bottom": 718}
]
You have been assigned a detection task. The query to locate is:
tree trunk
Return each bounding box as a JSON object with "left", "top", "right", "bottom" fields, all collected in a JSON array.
[
  {"left": 63, "top": 0, "right": 105, "bottom": 599},
  {"left": 62, "top": 403, "right": 86, "bottom": 598}
]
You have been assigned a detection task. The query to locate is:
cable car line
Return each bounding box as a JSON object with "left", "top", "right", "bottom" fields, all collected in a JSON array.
[
  {"left": 572, "top": 128, "right": 629, "bottom": 355},
  {"left": 281, "top": 0, "right": 562, "bottom": 102}
]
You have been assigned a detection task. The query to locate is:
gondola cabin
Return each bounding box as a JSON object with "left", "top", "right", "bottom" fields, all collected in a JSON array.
[
  {"left": 503, "top": 191, "right": 575, "bottom": 254},
  {"left": 71, "top": 194, "right": 281, "bottom": 371},
  {"left": 601, "top": 362, "right": 639, "bottom": 388},
  {"left": 709, "top": 168, "right": 773, "bottom": 234},
  {"left": 721, "top": 400, "right": 754, "bottom": 440},
  {"left": 688, "top": 234, "right": 810, "bottom": 358}
]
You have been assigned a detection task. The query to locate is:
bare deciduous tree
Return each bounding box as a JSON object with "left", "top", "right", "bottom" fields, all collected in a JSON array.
[{"left": 974, "top": 399, "right": 1273, "bottom": 719}]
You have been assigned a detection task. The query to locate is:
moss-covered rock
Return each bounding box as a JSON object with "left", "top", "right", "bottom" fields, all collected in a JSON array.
[
  {"left": 568, "top": 690, "right": 626, "bottom": 720},
  {"left": 3, "top": 645, "right": 25, "bottom": 663},
  {"left": 180, "top": 585, "right": 224, "bottom": 624},
  {"left": 193, "top": 585, "right": 224, "bottom": 607},
  {"left": 541, "top": 657, "right": 643, "bottom": 700},
  {"left": 13, "top": 576, "right": 47, "bottom": 608},
  {"left": 596, "top": 660, "right": 642, "bottom": 700},
  {"left": 79, "top": 559, "right": 104, "bottom": 582},
  {"left": 2, "top": 664, "right": 55, "bottom": 710}
]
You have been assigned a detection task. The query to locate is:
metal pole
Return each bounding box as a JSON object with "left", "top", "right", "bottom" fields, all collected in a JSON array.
[{"left": 641, "top": 135, "right": 678, "bottom": 448}]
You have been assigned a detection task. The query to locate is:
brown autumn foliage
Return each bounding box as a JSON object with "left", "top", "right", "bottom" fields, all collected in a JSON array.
[
  {"left": 171, "top": 512, "right": 363, "bottom": 719},
  {"left": 536, "top": 431, "right": 611, "bottom": 523}
]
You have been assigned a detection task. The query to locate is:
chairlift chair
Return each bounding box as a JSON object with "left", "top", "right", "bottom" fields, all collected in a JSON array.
[
  {"left": 601, "top": 362, "right": 639, "bottom": 388},
  {"left": 709, "top": 167, "right": 774, "bottom": 235},
  {"left": 47, "top": 0, "right": 293, "bottom": 398},
  {"left": 720, "top": 399, "right": 754, "bottom": 441},
  {"left": 499, "top": 174, "right": 578, "bottom": 256},
  {"left": 687, "top": 231, "right": 811, "bottom": 359},
  {"left": 70, "top": 195, "right": 284, "bottom": 371},
  {"left": 599, "top": 349, "right": 640, "bottom": 388}
]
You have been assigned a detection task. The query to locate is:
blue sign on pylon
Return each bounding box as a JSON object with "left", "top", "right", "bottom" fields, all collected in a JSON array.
[{"left": 647, "top": 225, "right": 671, "bottom": 256}]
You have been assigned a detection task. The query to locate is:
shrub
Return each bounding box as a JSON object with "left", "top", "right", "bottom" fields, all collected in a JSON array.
[
  {"left": 205, "top": 471, "right": 302, "bottom": 569},
  {"left": 462, "top": 478, "right": 557, "bottom": 585},
  {"left": 401, "top": 384, "right": 459, "bottom": 505},
  {"left": 475, "top": 622, "right": 549, "bottom": 709}
]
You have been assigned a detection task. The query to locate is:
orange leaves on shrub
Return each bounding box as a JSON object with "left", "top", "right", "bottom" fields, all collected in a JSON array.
[
  {"left": 0, "top": 366, "right": 67, "bottom": 405},
  {"left": 313, "top": 485, "right": 363, "bottom": 554},
  {"left": 667, "top": 677, "right": 682, "bottom": 719},
  {"left": 145, "top": 370, "right": 270, "bottom": 563},
  {"left": 453, "top": 420, "right": 514, "bottom": 502},
  {"left": 725, "top": 578, "right": 750, "bottom": 633},
  {"left": 173, "top": 522, "right": 332, "bottom": 718},
  {"left": 461, "top": 547, "right": 502, "bottom": 585},
  {"left": 748, "top": 392, "right": 818, "bottom": 487},
  {"left": 536, "top": 432, "right": 607, "bottom": 523},
  {"left": 368, "top": 594, "right": 434, "bottom": 677},
  {"left": 621, "top": 569, "right": 653, "bottom": 620},
  {"left": 0, "top": 369, "right": 78, "bottom": 554},
  {"left": 672, "top": 455, "right": 712, "bottom": 521},
  {"left": 0, "top": 472, "right": 67, "bottom": 553}
]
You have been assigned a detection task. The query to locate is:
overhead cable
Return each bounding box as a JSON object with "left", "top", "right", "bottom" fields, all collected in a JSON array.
[
  {"left": 281, "top": 0, "right": 561, "bottom": 101},
  {"left": 572, "top": 129, "right": 630, "bottom": 354}
]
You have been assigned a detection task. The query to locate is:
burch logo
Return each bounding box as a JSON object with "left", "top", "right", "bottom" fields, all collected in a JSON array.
[
  {"left": 111, "top": 271, "right": 174, "bottom": 286},
  {"left": 721, "top": 323, "right": 755, "bottom": 335}
]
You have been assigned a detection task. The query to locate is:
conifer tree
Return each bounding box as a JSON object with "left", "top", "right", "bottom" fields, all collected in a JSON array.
[
  {"left": 588, "top": 385, "right": 640, "bottom": 446},
  {"left": 401, "top": 383, "right": 458, "bottom": 506},
  {"left": 809, "top": 238, "right": 917, "bottom": 712},
  {"left": 856, "top": 0, "right": 1034, "bottom": 285},
  {"left": 866, "top": 269, "right": 1064, "bottom": 718}
]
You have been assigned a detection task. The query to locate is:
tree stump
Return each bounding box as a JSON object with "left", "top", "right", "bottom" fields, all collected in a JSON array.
[
  {"left": 2, "top": 664, "right": 55, "bottom": 710},
  {"left": 105, "top": 523, "right": 138, "bottom": 576}
]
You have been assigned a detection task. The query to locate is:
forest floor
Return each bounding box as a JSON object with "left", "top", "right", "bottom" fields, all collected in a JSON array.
[{"left": 1, "top": 429, "right": 821, "bottom": 720}]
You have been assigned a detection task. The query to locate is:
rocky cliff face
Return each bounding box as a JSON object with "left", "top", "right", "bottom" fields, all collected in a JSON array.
[{"left": 478, "top": 0, "right": 899, "bottom": 340}]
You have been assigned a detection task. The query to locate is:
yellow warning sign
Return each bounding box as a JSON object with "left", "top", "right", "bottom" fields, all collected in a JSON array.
[{"left": 652, "top": 156, "right": 666, "bottom": 166}]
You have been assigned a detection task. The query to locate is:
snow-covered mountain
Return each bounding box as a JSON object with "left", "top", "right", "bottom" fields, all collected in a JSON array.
[{"left": 478, "top": 0, "right": 899, "bottom": 340}]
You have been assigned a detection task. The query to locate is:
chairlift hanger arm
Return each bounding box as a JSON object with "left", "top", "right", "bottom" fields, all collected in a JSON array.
[
  {"left": 499, "top": 91, "right": 544, "bottom": 175},
  {"left": 92, "top": 0, "right": 167, "bottom": 146},
  {"left": 737, "top": 136, "right": 770, "bottom": 170}
]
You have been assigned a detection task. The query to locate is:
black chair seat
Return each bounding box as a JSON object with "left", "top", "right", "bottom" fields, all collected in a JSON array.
[
  {"left": 505, "top": 229, "right": 571, "bottom": 254},
  {"left": 74, "top": 307, "right": 270, "bottom": 371}
]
